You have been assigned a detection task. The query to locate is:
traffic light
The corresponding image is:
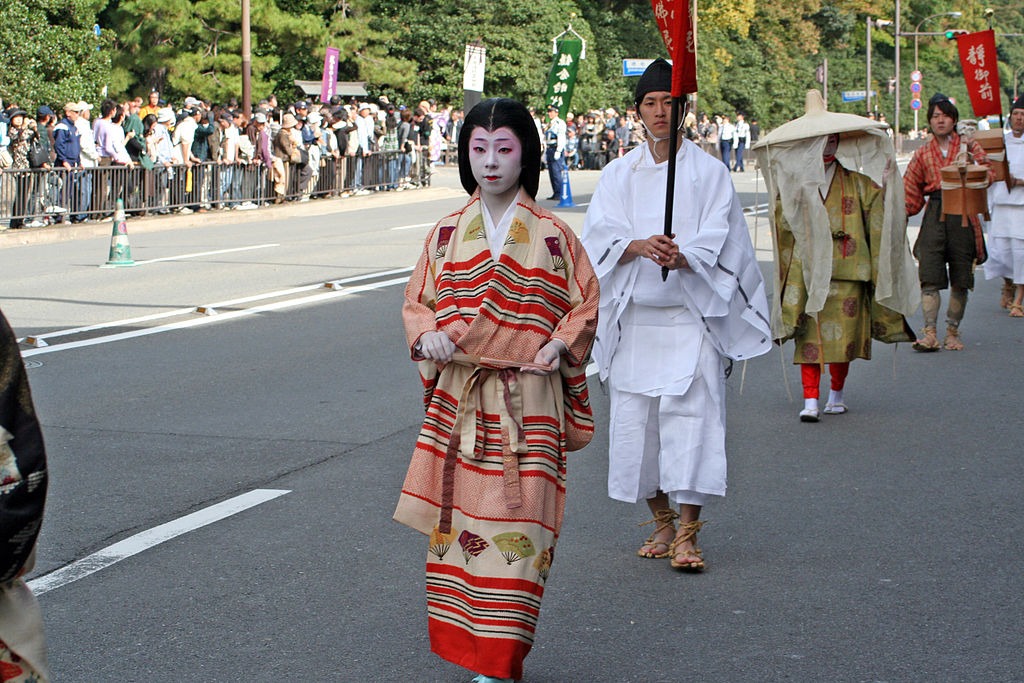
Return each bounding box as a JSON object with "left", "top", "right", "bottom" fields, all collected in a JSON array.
[{"left": 945, "top": 29, "right": 968, "bottom": 39}]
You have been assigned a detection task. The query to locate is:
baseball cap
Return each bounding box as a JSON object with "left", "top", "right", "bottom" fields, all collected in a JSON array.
[
  {"left": 294, "top": 101, "right": 309, "bottom": 109},
  {"left": 36, "top": 105, "right": 55, "bottom": 117},
  {"left": 76, "top": 101, "right": 93, "bottom": 112},
  {"left": 64, "top": 102, "right": 82, "bottom": 113},
  {"left": 254, "top": 112, "right": 267, "bottom": 124}
]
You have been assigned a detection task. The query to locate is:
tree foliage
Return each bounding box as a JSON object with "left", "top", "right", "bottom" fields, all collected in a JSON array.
[
  {"left": 2, "top": 0, "right": 1023, "bottom": 130},
  {"left": 0, "top": 0, "right": 111, "bottom": 110}
]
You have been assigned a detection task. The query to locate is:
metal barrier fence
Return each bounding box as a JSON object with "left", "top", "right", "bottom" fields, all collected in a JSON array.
[{"left": 0, "top": 149, "right": 432, "bottom": 228}]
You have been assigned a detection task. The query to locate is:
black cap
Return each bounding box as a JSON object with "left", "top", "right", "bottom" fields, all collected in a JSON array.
[
  {"left": 634, "top": 58, "right": 672, "bottom": 106},
  {"left": 1012, "top": 95, "right": 1024, "bottom": 112}
]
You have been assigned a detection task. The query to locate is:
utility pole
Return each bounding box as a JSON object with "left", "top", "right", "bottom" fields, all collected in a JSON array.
[
  {"left": 242, "top": 0, "right": 252, "bottom": 115},
  {"left": 894, "top": 0, "right": 902, "bottom": 152}
]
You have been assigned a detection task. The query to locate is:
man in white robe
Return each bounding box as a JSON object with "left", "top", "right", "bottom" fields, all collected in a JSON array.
[
  {"left": 984, "top": 96, "right": 1024, "bottom": 316},
  {"left": 581, "top": 59, "right": 771, "bottom": 572}
]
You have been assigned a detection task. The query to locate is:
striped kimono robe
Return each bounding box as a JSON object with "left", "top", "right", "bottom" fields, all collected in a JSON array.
[{"left": 396, "top": 189, "right": 598, "bottom": 680}]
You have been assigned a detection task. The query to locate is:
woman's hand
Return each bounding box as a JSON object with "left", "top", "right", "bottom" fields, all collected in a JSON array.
[
  {"left": 523, "top": 339, "right": 567, "bottom": 375},
  {"left": 417, "top": 331, "right": 455, "bottom": 363}
]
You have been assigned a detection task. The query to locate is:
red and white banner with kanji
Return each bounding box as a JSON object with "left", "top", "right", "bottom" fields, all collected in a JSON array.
[
  {"left": 956, "top": 30, "right": 1003, "bottom": 118},
  {"left": 651, "top": 0, "right": 697, "bottom": 96}
]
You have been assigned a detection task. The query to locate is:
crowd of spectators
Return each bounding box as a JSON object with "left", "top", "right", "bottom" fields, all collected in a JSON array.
[
  {"left": 0, "top": 91, "right": 462, "bottom": 228},
  {"left": 534, "top": 104, "right": 763, "bottom": 174}
]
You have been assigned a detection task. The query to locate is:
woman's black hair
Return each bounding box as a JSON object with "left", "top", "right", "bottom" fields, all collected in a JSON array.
[{"left": 458, "top": 98, "right": 540, "bottom": 199}]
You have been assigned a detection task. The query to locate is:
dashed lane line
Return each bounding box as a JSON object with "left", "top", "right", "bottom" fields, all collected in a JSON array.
[
  {"left": 22, "top": 274, "right": 411, "bottom": 357},
  {"left": 132, "top": 243, "right": 280, "bottom": 265},
  {"left": 27, "top": 489, "right": 291, "bottom": 596}
]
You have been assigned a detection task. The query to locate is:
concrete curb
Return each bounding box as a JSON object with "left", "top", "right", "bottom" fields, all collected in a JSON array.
[{"left": 0, "top": 185, "right": 466, "bottom": 249}]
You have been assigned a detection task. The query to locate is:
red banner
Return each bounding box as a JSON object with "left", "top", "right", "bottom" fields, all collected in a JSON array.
[
  {"left": 956, "top": 30, "right": 1003, "bottom": 118},
  {"left": 651, "top": 0, "right": 697, "bottom": 97}
]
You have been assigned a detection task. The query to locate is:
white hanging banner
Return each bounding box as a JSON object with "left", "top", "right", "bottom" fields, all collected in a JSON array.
[{"left": 463, "top": 44, "right": 486, "bottom": 92}]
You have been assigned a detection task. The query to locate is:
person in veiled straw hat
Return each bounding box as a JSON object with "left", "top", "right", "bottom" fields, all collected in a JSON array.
[
  {"left": 753, "top": 90, "right": 918, "bottom": 422},
  {"left": 903, "top": 93, "right": 992, "bottom": 350}
]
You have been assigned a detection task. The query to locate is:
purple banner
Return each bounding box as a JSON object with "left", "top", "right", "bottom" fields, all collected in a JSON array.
[{"left": 321, "top": 47, "right": 340, "bottom": 103}]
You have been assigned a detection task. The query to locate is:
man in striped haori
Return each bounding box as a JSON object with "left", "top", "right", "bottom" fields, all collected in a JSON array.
[{"left": 395, "top": 98, "right": 598, "bottom": 683}]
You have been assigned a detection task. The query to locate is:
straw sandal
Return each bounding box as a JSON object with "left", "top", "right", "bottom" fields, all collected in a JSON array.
[
  {"left": 1009, "top": 303, "right": 1024, "bottom": 318},
  {"left": 943, "top": 326, "right": 964, "bottom": 351},
  {"left": 1001, "top": 281, "right": 1015, "bottom": 309},
  {"left": 637, "top": 508, "right": 679, "bottom": 559},
  {"left": 669, "top": 520, "right": 706, "bottom": 572},
  {"left": 912, "top": 326, "right": 940, "bottom": 352}
]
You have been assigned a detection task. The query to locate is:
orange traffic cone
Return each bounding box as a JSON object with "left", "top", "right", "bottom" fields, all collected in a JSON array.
[{"left": 102, "top": 199, "right": 135, "bottom": 267}]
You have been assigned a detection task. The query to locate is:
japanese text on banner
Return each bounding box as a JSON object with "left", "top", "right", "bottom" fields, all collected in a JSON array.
[{"left": 956, "top": 30, "right": 1003, "bottom": 118}]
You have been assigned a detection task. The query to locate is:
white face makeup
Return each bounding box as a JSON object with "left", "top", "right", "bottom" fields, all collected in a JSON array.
[{"left": 468, "top": 126, "right": 523, "bottom": 206}]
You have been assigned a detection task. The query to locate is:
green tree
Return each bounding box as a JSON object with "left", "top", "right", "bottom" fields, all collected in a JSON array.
[{"left": 0, "top": 0, "right": 111, "bottom": 109}]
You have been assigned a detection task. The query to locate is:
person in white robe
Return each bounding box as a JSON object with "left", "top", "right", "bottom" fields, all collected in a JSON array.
[
  {"left": 983, "top": 96, "right": 1024, "bottom": 316},
  {"left": 581, "top": 59, "right": 771, "bottom": 572}
]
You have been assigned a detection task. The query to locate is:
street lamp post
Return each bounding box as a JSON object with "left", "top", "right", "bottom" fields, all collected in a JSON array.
[
  {"left": 866, "top": 18, "right": 893, "bottom": 115},
  {"left": 911, "top": 12, "right": 962, "bottom": 135},
  {"left": 895, "top": 0, "right": 901, "bottom": 152},
  {"left": 914, "top": 12, "right": 962, "bottom": 75}
]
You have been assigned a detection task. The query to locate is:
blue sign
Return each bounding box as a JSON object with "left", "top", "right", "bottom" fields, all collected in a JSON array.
[
  {"left": 910, "top": 98, "right": 922, "bottom": 110},
  {"left": 840, "top": 90, "right": 878, "bottom": 103},
  {"left": 622, "top": 59, "right": 672, "bottom": 77}
]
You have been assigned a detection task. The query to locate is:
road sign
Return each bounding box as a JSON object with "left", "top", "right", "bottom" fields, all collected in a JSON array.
[
  {"left": 910, "top": 82, "right": 922, "bottom": 94},
  {"left": 911, "top": 70, "right": 922, "bottom": 82},
  {"left": 910, "top": 98, "right": 922, "bottom": 110},
  {"left": 622, "top": 59, "right": 655, "bottom": 77},
  {"left": 841, "top": 90, "right": 877, "bottom": 103}
]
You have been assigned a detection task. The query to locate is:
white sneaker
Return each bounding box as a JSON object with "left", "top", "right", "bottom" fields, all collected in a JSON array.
[
  {"left": 355, "top": 189, "right": 371, "bottom": 195},
  {"left": 177, "top": 207, "right": 194, "bottom": 214},
  {"left": 45, "top": 205, "right": 67, "bottom": 213},
  {"left": 238, "top": 201, "right": 257, "bottom": 210},
  {"left": 799, "top": 407, "right": 820, "bottom": 423},
  {"left": 25, "top": 219, "right": 46, "bottom": 228}
]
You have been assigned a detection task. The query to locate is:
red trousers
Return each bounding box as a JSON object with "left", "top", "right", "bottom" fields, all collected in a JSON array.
[{"left": 800, "top": 362, "right": 849, "bottom": 399}]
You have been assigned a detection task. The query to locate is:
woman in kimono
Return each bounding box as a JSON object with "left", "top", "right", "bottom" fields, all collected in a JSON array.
[
  {"left": 1, "top": 307, "right": 51, "bottom": 683},
  {"left": 395, "top": 98, "right": 599, "bottom": 683}
]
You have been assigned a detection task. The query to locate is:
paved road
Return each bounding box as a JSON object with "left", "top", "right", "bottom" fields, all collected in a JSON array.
[{"left": 2, "top": 166, "right": 1022, "bottom": 682}]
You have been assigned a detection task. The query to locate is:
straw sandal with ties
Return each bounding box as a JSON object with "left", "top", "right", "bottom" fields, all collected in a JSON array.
[
  {"left": 637, "top": 509, "right": 679, "bottom": 559},
  {"left": 669, "top": 520, "right": 706, "bottom": 572}
]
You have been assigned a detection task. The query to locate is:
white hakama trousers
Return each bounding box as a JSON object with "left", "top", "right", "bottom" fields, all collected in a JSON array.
[
  {"left": 985, "top": 203, "right": 1024, "bottom": 283},
  {"left": 606, "top": 307, "right": 727, "bottom": 507},
  {"left": 985, "top": 235, "right": 1024, "bottom": 283}
]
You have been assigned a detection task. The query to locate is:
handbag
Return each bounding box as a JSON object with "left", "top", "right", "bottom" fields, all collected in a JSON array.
[{"left": 28, "top": 136, "right": 49, "bottom": 168}]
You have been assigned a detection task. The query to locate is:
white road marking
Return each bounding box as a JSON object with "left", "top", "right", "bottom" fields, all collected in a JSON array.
[
  {"left": 132, "top": 243, "right": 280, "bottom": 265},
  {"left": 22, "top": 275, "right": 411, "bottom": 356},
  {"left": 390, "top": 222, "right": 435, "bottom": 231},
  {"left": 20, "top": 268, "right": 414, "bottom": 351},
  {"left": 27, "top": 489, "right": 290, "bottom": 596}
]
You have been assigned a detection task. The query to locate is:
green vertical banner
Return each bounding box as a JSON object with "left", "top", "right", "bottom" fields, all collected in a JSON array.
[{"left": 545, "top": 36, "right": 583, "bottom": 118}]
